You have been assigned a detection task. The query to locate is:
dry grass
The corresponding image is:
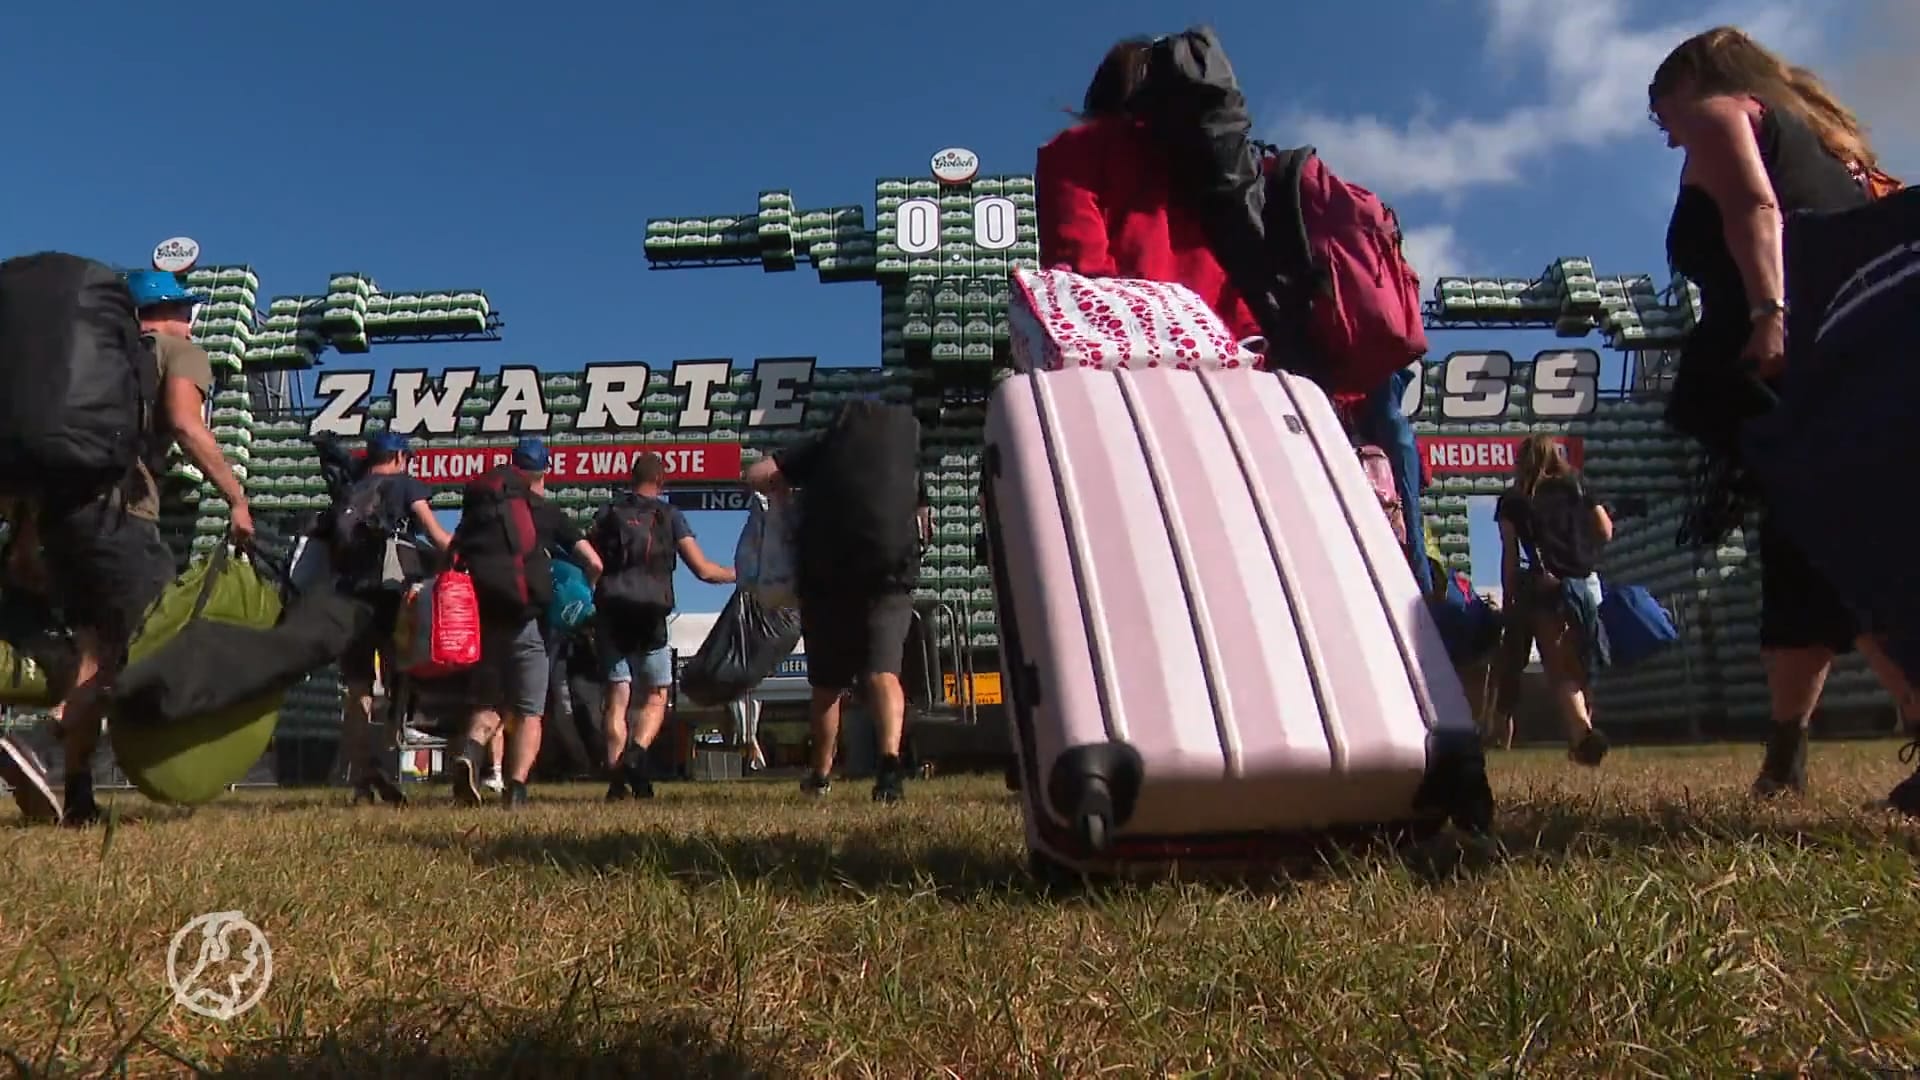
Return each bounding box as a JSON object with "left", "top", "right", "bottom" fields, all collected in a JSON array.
[{"left": 2, "top": 740, "right": 1919, "bottom": 1077}]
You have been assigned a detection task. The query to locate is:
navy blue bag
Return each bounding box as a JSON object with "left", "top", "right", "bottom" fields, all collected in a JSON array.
[
  {"left": 1743, "top": 186, "right": 1920, "bottom": 684},
  {"left": 1599, "top": 583, "right": 1677, "bottom": 668}
]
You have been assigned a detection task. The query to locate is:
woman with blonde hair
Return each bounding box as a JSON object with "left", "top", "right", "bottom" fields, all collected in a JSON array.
[
  {"left": 1497, "top": 436, "right": 1613, "bottom": 765},
  {"left": 1649, "top": 26, "right": 1918, "bottom": 810}
]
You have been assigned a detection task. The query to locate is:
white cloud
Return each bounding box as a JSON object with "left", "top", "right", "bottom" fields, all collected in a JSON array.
[
  {"left": 1277, "top": 0, "right": 1827, "bottom": 199},
  {"left": 1401, "top": 224, "right": 1467, "bottom": 284}
]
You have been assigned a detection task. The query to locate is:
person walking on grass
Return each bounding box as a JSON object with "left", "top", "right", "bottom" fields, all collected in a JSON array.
[
  {"left": 745, "top": 397, "right": 926, "bottom": 804},
  {"left": 446, "top": 439, "right": 600, "bottom": 809},
  {"left": 1496, "top": 435, "right": 1614, "bottom": 767},
  {"left": 590, "top": 453, "right": 733, "bottom": 800},
  {"left": 0, "top": 270, "right": 253, "bottom": 826}
]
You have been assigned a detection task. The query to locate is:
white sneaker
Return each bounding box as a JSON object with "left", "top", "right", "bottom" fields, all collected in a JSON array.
[
  {"left": 0, "top": 736, "right": 61, "bottom": 824},
  {"left": 482, "top": 771, "right": 505, "bottom": 794}
]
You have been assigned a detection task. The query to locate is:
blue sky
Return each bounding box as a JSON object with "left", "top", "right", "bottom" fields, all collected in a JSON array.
[{"left": 3, "top": 1, "right": 1911, "bottom": 613}]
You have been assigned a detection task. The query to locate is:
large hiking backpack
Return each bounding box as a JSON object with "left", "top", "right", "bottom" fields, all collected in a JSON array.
[
  {"left": 592, "top": 493, "right": 677, "bottom": 625},
  {"left": 1521, "top": 477, "right": 1604, "bottom": 581},
  {"left": 0, "top": 253, "right": 160, "bottom": 499},
  {"left": 1254, "top": 143, "right": 1429, "bottom": 396},
  {"left": 1128, "top": 28, "right": 1428, "bottom": 397},
  {"left": 452, "top": 466, "right": 548, "bottom": 621}
]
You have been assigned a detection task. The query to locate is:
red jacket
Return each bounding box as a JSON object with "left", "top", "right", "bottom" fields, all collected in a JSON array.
[
  {"left": 1036, "top": 116, "right": 1370, "bottom": 416},
  {"left": 1036, "top": 116, "right": 1264, "bottom": 341}
]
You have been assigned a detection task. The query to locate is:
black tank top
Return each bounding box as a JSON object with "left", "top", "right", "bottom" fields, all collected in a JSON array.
[
  {"left": 1666, "top": 101, "right": 1867, "bottom": 362},
  {"left": 1663, "top": 101, "right": 1866, "bottom": 546}
]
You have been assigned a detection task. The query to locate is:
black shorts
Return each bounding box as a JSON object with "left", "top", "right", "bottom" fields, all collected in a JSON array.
[
  {"left": 798, "top": 588, "right": 915, "bottom": 691},
  {"left": 41, "top": 497, "right": 176, "bottom": 662},
  {"left": 339, "top": 592, "right": 403, "bottom": 686},
  {"left": 1758, "top": 511, "right": 1859, "bottom": 654}
]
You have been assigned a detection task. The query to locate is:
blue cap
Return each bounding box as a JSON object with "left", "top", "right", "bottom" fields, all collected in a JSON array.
[
  {"left": 124, "top": 270, "right": 205, "bottom": 311},
  {"left": 368, "top": 432, "right": 410, "bottom": 455},
  {"left": 512, "top": 437, "right": 550, "bottom": 471}
]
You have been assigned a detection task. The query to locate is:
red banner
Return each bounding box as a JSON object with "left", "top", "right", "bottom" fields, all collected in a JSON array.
[
  {"left": 400, "top": 442, "right": 743, "bottom": 486},
  {"left": 1417, "top": 435, "right": 1583, "bottom": 476}
]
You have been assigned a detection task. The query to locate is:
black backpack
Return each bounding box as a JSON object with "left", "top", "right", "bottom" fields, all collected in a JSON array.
[
  {"left": 1522, "top": 477, "right": 1604, "bottom": 580},
  {"left": 592, "top": 493, "right": 677, "bottom": 625},
  {"left": 452, "top": 466, "right": 549, "bottom": 621},
  {"left": 0, "top": 253, "right": 161, "bottom": 501}
]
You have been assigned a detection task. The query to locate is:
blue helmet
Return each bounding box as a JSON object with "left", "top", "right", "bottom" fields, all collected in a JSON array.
[
  {"left": 511, "top": 436, "right": 550, "bottom": 472},
  {"left": 124, "top": 269, "right": 203, "bottom": 311}
]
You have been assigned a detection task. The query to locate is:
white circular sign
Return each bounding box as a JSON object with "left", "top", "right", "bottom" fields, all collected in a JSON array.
[
  {"left": 167, "top": 910, "right": 273, "bottom": 1021},
  {"left": 930, "top": 147, "right": 980, "bottom": 185},
  {"left": 152, "top": 237, "right": 201, "bottom": 274}
]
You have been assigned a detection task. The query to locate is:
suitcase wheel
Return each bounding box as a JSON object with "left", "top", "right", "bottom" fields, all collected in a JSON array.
[{"left": 1077, "top": 808, "right": 1111, "bottom": 853}]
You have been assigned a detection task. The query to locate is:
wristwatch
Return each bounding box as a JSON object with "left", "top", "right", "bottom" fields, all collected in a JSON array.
[{"left": 1749, "top": 297, "right": 1788, "bottom": 320}]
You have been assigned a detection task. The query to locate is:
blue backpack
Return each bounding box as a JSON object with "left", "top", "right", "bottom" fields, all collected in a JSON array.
[
  {"left": 548, "top": 558, "right": 595, "bottom": 633},
  {"left": 1599, "top": 583, "right": 1678, "bottom": 668}
]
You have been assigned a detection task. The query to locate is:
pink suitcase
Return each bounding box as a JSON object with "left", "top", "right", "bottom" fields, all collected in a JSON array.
[{"left": 982, "top": 366, "right": 1492, "bottom": 879}]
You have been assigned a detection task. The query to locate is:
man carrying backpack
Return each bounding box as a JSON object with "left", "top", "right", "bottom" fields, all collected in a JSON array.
[
  {"left": 0, "top": 264, "right": 254, "bottom": 826},
  {"left": 591, "top": 452, "right": 734, "bottom": 800},
  {"left": 332, "top": 431, "right": 453, "bottom": 806},
  {"left": 444, "top": 443, "right": 600, "bottom": 808},
  {"left": 744, "top": 398, "right": 925, "bottom": 804}
]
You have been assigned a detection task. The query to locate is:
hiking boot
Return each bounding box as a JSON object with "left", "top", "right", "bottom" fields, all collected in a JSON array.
[
  {"left": 450, "top": 754, "right": 484, "bottom": 807},
  {"left": 0, "top": 736, "right": 60, "bottom": 824},
  {"left": 60, "top": 774, "right": 100, "bottom": 828},
  {"left": 1751, "top": 723, "right": 1809, "bottom": 800},
  {"left": 1873, "top": 740, "right": 1920, "bottom": 819},
  {"left": 1568, "top": 728, "right": 1610, "bottom": 768},
  {"left": 604, "top": 776, "right": 631, "bottom": 802},
  {"left": 800, "top": 772, "right": 832, "bottom": 799},
  {"left": 503, "top": 781, "right": 530, "bottom": 809},
  {"left": 872, "top": 755, "right": 905, "bottom": 805}
]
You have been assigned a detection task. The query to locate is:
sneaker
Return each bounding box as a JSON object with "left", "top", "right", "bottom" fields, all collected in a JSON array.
[
  {"left": 60, "top": 774, "right": 100, "bottom": 828},
  {"left": 1874, "top": 739, "right": 1920, "bottom": 819},
  {"left": 1568, "top": 728, "right": 1610, "bottom": 768},
  {"left": 450, "top": 754, "right": 483, "bottom": 807},
  {"left": 482, "top": 770, "right": 506, "bottom": 795},
  {"left": 604, "top": 777, "right": 631, "bottom": 802},
  {"left": 800, "top": 771, "right": 832, "bottom": 798},
  {"left": 503, "top": 781, "right": 529, "bottom": 809},
  {"left": 1751, "top": 723, "right": 1809, "bottom": 800},
  {"left": 0, "top": 737, "right": 60, "bottom": 824},
  {"left": 872, "top": 755, "right": 905, "bottom": 804}
]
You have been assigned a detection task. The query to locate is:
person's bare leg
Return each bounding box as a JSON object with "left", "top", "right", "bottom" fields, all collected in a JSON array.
[
  {"left": 803, "top": 687, "right": 843, "bottom": 794},
  {"left": 53, "top": 631, "right": 110, "bottom": 823},
  {"left": 1752, "top": 645, "right": 1833, "bottom": 797},
  {"left": 1854, "top": 635, "right": 1919, "bottom": 727},
  {"left": 483, "top": 728, "right": 506, "bottom": 793},
  {"left": 866, "top": 672, "right": 906, "bottom": 759},
  {"left": 1533, "top": 616, "right": 1604, "bottom": 765},
  {"left": 506, "top": 714, "right": 542, "bottom": 784},
  {"left": 453, "top": 708, "right": 504, "bottom": 805},
  {"left": 340, "top": 681, "right": 375, "bottom": 783},
  {"left": 602, "top": 679, "right": 632, "bottom": 789},
  {"left": 630, "top": 686, "right": 669, "bottom": 752}
]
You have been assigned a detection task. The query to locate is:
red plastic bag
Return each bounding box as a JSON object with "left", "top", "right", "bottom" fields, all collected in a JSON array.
[{"left": 396, "top": 570, "right": 480, "bottom": 679}]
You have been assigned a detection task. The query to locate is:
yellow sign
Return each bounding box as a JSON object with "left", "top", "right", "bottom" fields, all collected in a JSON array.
[{"left": 942, "top": 672, "right": 1002, "bottom": 706}]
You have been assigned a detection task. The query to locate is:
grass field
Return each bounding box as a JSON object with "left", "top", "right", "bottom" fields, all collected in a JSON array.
[{"left": 3, "top": 741, "right": 1919, "bottom": 1078}]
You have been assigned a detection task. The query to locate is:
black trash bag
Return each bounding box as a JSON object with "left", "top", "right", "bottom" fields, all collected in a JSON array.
[
  {"left": 679, "top": 589, "right": 802, "bottom": 709},
  {"left": 112, "top": 581, "right": 381, "bottom": 726}
]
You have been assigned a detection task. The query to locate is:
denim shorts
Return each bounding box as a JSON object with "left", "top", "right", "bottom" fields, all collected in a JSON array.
[{"left": 602, "top": 643, "right": 673, "bottom": 688}]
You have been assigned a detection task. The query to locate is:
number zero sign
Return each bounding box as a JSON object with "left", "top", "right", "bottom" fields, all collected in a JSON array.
[{"left": 896, "top": 198, "right": 940, "bottom": 254}]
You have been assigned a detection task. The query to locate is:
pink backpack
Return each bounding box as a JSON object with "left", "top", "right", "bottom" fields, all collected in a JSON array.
[
  {"left": 1357, "top": 445, "right": 1407, "bottom": 545},
  {"left": 1259, "top": 145, "right": 1429, "bottom": 396}
]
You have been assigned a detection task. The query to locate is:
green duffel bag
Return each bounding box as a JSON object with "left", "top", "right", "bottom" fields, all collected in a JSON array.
[{"left": 110, "top": 546, "right": 285, "bottom": 806}]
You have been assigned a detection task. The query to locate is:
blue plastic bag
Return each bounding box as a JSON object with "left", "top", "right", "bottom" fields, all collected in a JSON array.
[
  {"left": 1599, "top": 583, "right": 1677, "bottom": 668},
  {"left": 548, "top": 558, "right": 595, "bottom": 633}
]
